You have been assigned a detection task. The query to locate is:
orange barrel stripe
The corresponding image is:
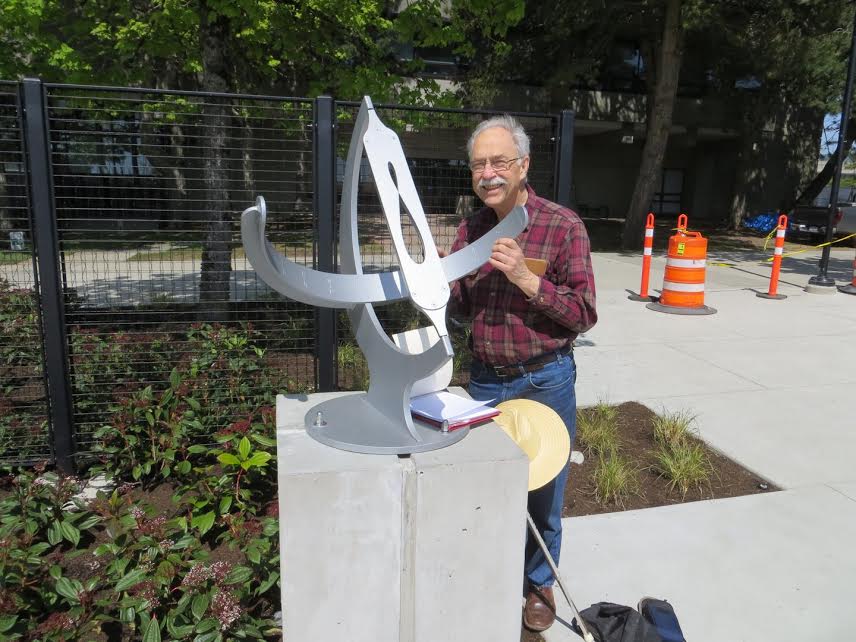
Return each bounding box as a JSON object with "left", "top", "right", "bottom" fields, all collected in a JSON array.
[
  {"left": 767, "top": 214, "right": 787, "bottom": 297},
  {"left": 659, "top": 215, "right": 708, "bottom": 308},
  {"left": 639, "top": 212, "right": 655, "bottom": 298},
  {"left": 851, "top": 257, "right": 856, "bottom": 287}
]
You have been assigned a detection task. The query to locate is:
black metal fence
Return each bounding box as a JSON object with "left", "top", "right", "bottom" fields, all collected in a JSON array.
[{"left": 0, "top": 79, "right": 573, "bottom": 470}]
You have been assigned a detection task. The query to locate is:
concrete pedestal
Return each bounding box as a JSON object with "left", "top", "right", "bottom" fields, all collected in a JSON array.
[{"left": 275, "top": 389, "right": 529, "bottom": 642}]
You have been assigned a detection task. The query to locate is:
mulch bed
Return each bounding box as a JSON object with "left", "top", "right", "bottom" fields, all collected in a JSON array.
[{"left": 521, "top": 401, "right": 778, "bottom": 642}]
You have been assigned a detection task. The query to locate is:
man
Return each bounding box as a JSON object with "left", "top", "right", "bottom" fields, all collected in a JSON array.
[{"left": 447, "top": 115, "right": 597, "bottom": 632}]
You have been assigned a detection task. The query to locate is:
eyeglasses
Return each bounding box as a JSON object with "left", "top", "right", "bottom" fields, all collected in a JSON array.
[{"left": 468, "top": 156, "right": 522, "bottom": 174}]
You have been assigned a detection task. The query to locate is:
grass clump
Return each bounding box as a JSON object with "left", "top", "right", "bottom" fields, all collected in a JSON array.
[
  {"left": 652, "top": 409, "right": 697, "bottom": 448},
  {"left": 577, "top": 400, "right": 619, "bottom": 456},
  {"left": 654, "top": 441, "right": 713, "bottom": 498},
  {"left": 593, "top": 451, "right": 639, "bottom": 507}
]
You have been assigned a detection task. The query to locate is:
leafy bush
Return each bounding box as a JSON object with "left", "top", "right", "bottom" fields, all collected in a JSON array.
[
  {"left": 0, "top": 410, "right": 282, "bottom": 640},
  {"left": 90, "top": 323, "right": 275, "bottom": 486},
  {"left": 0, "top": 279, "right": 49, "bottom": 461}
]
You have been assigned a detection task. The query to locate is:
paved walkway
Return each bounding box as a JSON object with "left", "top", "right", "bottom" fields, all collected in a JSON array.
[{"left": 544, "top": 247, "right": 856, "bottom": 642}]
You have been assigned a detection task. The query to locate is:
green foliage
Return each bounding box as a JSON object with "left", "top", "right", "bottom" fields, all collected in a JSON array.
[
  {"left": 0, "top": 0, "right": 524, "bottom": 107},
  {"left": 577, "top": 401, "right": 620, "bottom": 456},
  {"left": 654, "top": 440, "right": 713, "bottom": 499},
  {"left": 651, "top": 408, "right": 711, "bottom": 498},
  {"left": 592, "top": 451, "right": 639, "bottom": 507},
  {"left": 89, "top": 323, "right": 275, "bottom": 487},
  {"left": 0, "top": 404, "right": 282, "bottom": 638},
  {"left": 0, "top": 465, "right": 103, "bottom": 638},
  {"left": 652, "top": 409, "right": 697, "bottom": 449},
  {"left": 0, "top": 280, "right": 49, "bottom": 461},
  {"left": 337, "top": 341, "right": 369, "bottom": 391}
]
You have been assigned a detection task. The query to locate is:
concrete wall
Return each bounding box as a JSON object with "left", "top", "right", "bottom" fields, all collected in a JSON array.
[{"left": 276, "top": 391, "right": 530, "bottom": 642}]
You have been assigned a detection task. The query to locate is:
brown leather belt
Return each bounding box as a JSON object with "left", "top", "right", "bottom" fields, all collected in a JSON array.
[{"left": 489, "top": 345, "right": 572, "bottom": 378}]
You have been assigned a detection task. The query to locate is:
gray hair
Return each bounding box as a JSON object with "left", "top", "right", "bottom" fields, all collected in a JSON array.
[{"left": 466, "top": 115, "right": 531, "bottom": 161}]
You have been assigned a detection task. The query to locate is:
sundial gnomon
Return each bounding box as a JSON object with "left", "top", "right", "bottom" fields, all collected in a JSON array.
[{"left": 241, "top": 97, "right": 527, "bottom": 454}]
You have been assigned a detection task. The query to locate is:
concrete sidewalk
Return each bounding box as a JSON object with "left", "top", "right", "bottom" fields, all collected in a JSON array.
[{"left": 544, "top": 248, "right": 856, "bottom": 642}]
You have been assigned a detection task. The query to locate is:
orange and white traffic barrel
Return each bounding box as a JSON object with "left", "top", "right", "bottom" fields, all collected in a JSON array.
[
  {"left": 757, "top": 214, "right": 788, "bottom": 300},
  {"left": 629, "top": 213, "right": 656, "bottom": 302},
  {"left": 647, "top": 214, "right": 717, "bottom": 315},
  {"left": 840, "top": 252, "right": 856, "bottom": 295}
]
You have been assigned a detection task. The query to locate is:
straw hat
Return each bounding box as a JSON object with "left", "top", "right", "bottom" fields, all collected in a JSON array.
[{"left": 493, "top": 399, "right": 571, "bottom": 491}]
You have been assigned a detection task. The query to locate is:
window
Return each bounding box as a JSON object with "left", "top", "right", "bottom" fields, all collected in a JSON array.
[{"left": 650, "top": 169, "right": 683, "bottom": 215}]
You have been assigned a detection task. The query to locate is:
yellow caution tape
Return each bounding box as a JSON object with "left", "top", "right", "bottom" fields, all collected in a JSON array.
[
  {"left": 765, "top": 232, "right": 856, "bottom": 261},
  {"left": 762, "top": 227, "right": 777, "bottom": 251}
]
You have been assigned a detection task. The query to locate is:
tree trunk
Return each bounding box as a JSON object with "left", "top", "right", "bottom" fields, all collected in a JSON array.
[
  {"left": 796, "top": 116, "right": 856, "bottom": 204},
  {"left": 198, "top": 7, "right": 232, "bottom": 317},
  {"left": 621, "top": 0, "right": 684, "bottom": 251}
]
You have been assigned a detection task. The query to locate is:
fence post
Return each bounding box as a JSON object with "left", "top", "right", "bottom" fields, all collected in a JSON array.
[
  {"left": 20, "top": 78, "right": 76, "bottom": 472},
  {"left": 313, "top": 96, "right": 337, "bottom": 392},
  {"left": 554, "top": 109, "right": 575, "bottom": 207}
]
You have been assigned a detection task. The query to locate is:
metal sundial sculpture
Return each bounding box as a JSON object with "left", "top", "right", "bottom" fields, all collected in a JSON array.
[{"left": 241, "top": 97, "right": 527, "bottom": 454}]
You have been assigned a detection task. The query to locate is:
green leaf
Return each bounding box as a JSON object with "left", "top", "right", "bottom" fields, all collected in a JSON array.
[
  {"left": 218, "top": 495, "right": 232, "bottom": 515},
  {"left": 191, "top": 511, "right": 215, "bottom": 535},
  {"left": 55, "top": 576, "right": 80, "bottom": 603},
  {"left": 246, "top": 452, "right": 272, "bottom": 468},
  {"left": 194, "top": 617, "right": 219, "bottom": 634},
  {"left": 115, "top": 568, "right": 148, "bottom": 592},
  {"left": 217, "top": 453, "right": 240, "bottom": 466},
  {"left": 256, "top": 571, "right": 279, "bottom": 596},
  {"left": 251, "top": 434, "right": 277, "bottom": 447},
  {"left": 29, "top": 542, "right": 51, "bottom": 555},
  {"left": 47, "top": 521, "right": 62, "bottom": 546},
  {"left": 238, "top": 436, "right": 251, "bottom": 460},
  {"left": 142, "top": 616, "right": 162, "bottom": 642},
  {"left": 167, "top": 618, "right": 195, "bottom": 638},
  {"left": 0, "top": 615, "right": 18, "bottom": 633},
  {"left": 246, "top": 546, "right": 260, "bottom": 564},
  {"left": 177, "top": 460, "right": 192, "bottom": 475},
  {"left": 187, "top": 444, "right": 207, "bottom": 454},
  {"left": 77, "top": 515, "right": 101, "bottom": 530},
  {"left": 224, "top": 565, "right": 253, "bottom": 585},
  {"left": 193, "top": 632, "right": 220, "bottom": 642},
  {"left": 120, "top": 606, "right": 136, "bottom": 623},
  {"left": 191, "top": 592, "right": 210, "bottom": 620},
  {"left": 60, "top": 521, "right": 81, "bottom": 547},
  {"left": 170, "top": 367, "right": 181, "bottom": 389},
  {"left": 49, "top": 565, "right": 63, "bottom": 580}
]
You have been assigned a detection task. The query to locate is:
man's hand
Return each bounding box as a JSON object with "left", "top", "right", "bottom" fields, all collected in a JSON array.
[{"left": 489, "top": 238, "right": 540, "bottom": 298}]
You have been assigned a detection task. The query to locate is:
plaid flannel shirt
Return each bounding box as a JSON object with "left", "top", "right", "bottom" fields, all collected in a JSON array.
[{"left": 449, "top": 185, "right": 597, "bottom": 366}]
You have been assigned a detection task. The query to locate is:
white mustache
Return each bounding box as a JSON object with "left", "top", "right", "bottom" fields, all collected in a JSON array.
[{"left": 478, "top": 177, "right": 508, "bottom": 189}]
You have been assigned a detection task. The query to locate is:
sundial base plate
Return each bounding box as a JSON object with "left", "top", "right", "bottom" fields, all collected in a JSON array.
[{"left": 305, "top": 394, "right": 469, "bottom": 455}]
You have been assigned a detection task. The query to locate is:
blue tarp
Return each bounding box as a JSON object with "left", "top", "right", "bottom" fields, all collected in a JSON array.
[{"left": 742, "top": 211, "right": 779, "bottom": 233}]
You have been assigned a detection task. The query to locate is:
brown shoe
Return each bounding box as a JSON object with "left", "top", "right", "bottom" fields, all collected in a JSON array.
[{"left": 523, "top": 585, "right": 556, "bottom": 632}]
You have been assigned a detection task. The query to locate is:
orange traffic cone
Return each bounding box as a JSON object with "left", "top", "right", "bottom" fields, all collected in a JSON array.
[{"left": 647, "top": 214, "right": 717, "bottom": 315}]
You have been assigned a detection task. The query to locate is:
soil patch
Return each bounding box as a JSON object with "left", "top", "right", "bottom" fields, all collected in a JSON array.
[
  {"left": 564, "top": 402, "right": 777, "bottom": 517},
  {"left": 520, "top": 401, "right": 778, "bottom": 641}
]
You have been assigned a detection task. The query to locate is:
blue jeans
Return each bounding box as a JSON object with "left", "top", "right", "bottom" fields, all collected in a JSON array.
[{"left": 468, "top": 350, "right": 577, "bottom": 589}]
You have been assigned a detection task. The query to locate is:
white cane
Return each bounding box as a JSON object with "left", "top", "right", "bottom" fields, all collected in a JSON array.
[{"left": 527, "top": 513, "right": 595, "bottom": 642}]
